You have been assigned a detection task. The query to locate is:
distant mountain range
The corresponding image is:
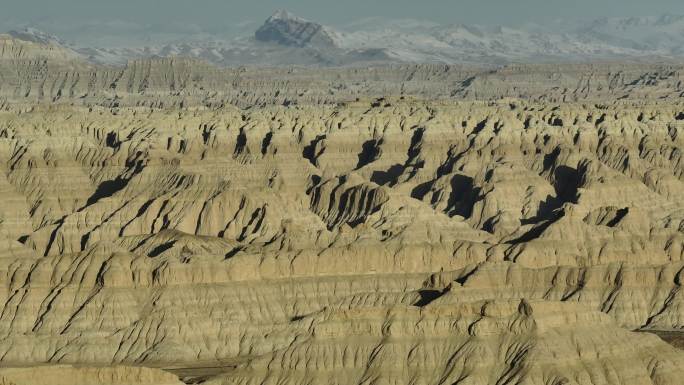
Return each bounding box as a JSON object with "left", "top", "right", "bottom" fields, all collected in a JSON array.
[{"left": 5, "top": 11, "right": 684, "bottom": 67}]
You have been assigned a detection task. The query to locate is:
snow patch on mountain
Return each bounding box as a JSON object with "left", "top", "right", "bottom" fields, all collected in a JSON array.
[{"left": 6, "top": 12, "right": 684, "bottom": 67}]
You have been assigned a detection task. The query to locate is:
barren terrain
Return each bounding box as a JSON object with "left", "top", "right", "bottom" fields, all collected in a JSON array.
[{"left": 0, "top": 35, "right": 683, "bottom": 384}]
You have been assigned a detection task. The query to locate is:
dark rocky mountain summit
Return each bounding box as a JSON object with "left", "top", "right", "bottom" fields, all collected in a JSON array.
[{"left": 255, "top": 10, "right": 338, "bottom": 49}]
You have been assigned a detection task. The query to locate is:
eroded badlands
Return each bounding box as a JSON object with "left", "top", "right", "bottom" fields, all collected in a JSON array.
[
  {"left": 0, "top": 34, "right": 684, "bottom": 385},
  {"left": 0, "top": 96, "right": 679, "bottom": 384}
]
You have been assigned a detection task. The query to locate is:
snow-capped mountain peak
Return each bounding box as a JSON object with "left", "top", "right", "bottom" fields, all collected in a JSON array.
[
  {"left": 255, "top": 10, "right": 338, "bottom": 49},
  {"left": 5, "top": 12, "right": 684, "bottom": 67},
  {"left": 7, "top": 27, "right": 67, "bottom": 46},
  {"left": 267, "top": 9, "right": 305, "bottom": 23}
]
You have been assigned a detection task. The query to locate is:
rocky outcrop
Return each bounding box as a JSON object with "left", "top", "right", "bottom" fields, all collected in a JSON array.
[
  {"left": 0, "top": 64, "right": 682, "bottom": 383},
  {"left": 255, "top": 10, "right": 338, "bottom": 49}
]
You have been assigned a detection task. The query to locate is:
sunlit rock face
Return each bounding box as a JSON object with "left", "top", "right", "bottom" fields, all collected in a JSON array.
[{"left": 0, "top": 37, "right": 684, "bottom": 384}]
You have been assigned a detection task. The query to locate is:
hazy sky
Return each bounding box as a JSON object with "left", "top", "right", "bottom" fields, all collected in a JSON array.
[
  {"left": 2, "top": 0, "right": 684, "bottom": 43},
  {"left": 4, "top": 0, "right": 684, "bottom": 25}
]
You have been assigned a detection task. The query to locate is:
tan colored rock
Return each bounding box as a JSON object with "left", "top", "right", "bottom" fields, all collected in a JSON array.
[
  {"left": 206, "top": 299, "right": 684, "bottom": 385},
  {"left": 0, "top": 365, "right": 182, "bottom": 385},
  {"left": 0, "top": 58, "right": 681, "bottom": 383}
]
